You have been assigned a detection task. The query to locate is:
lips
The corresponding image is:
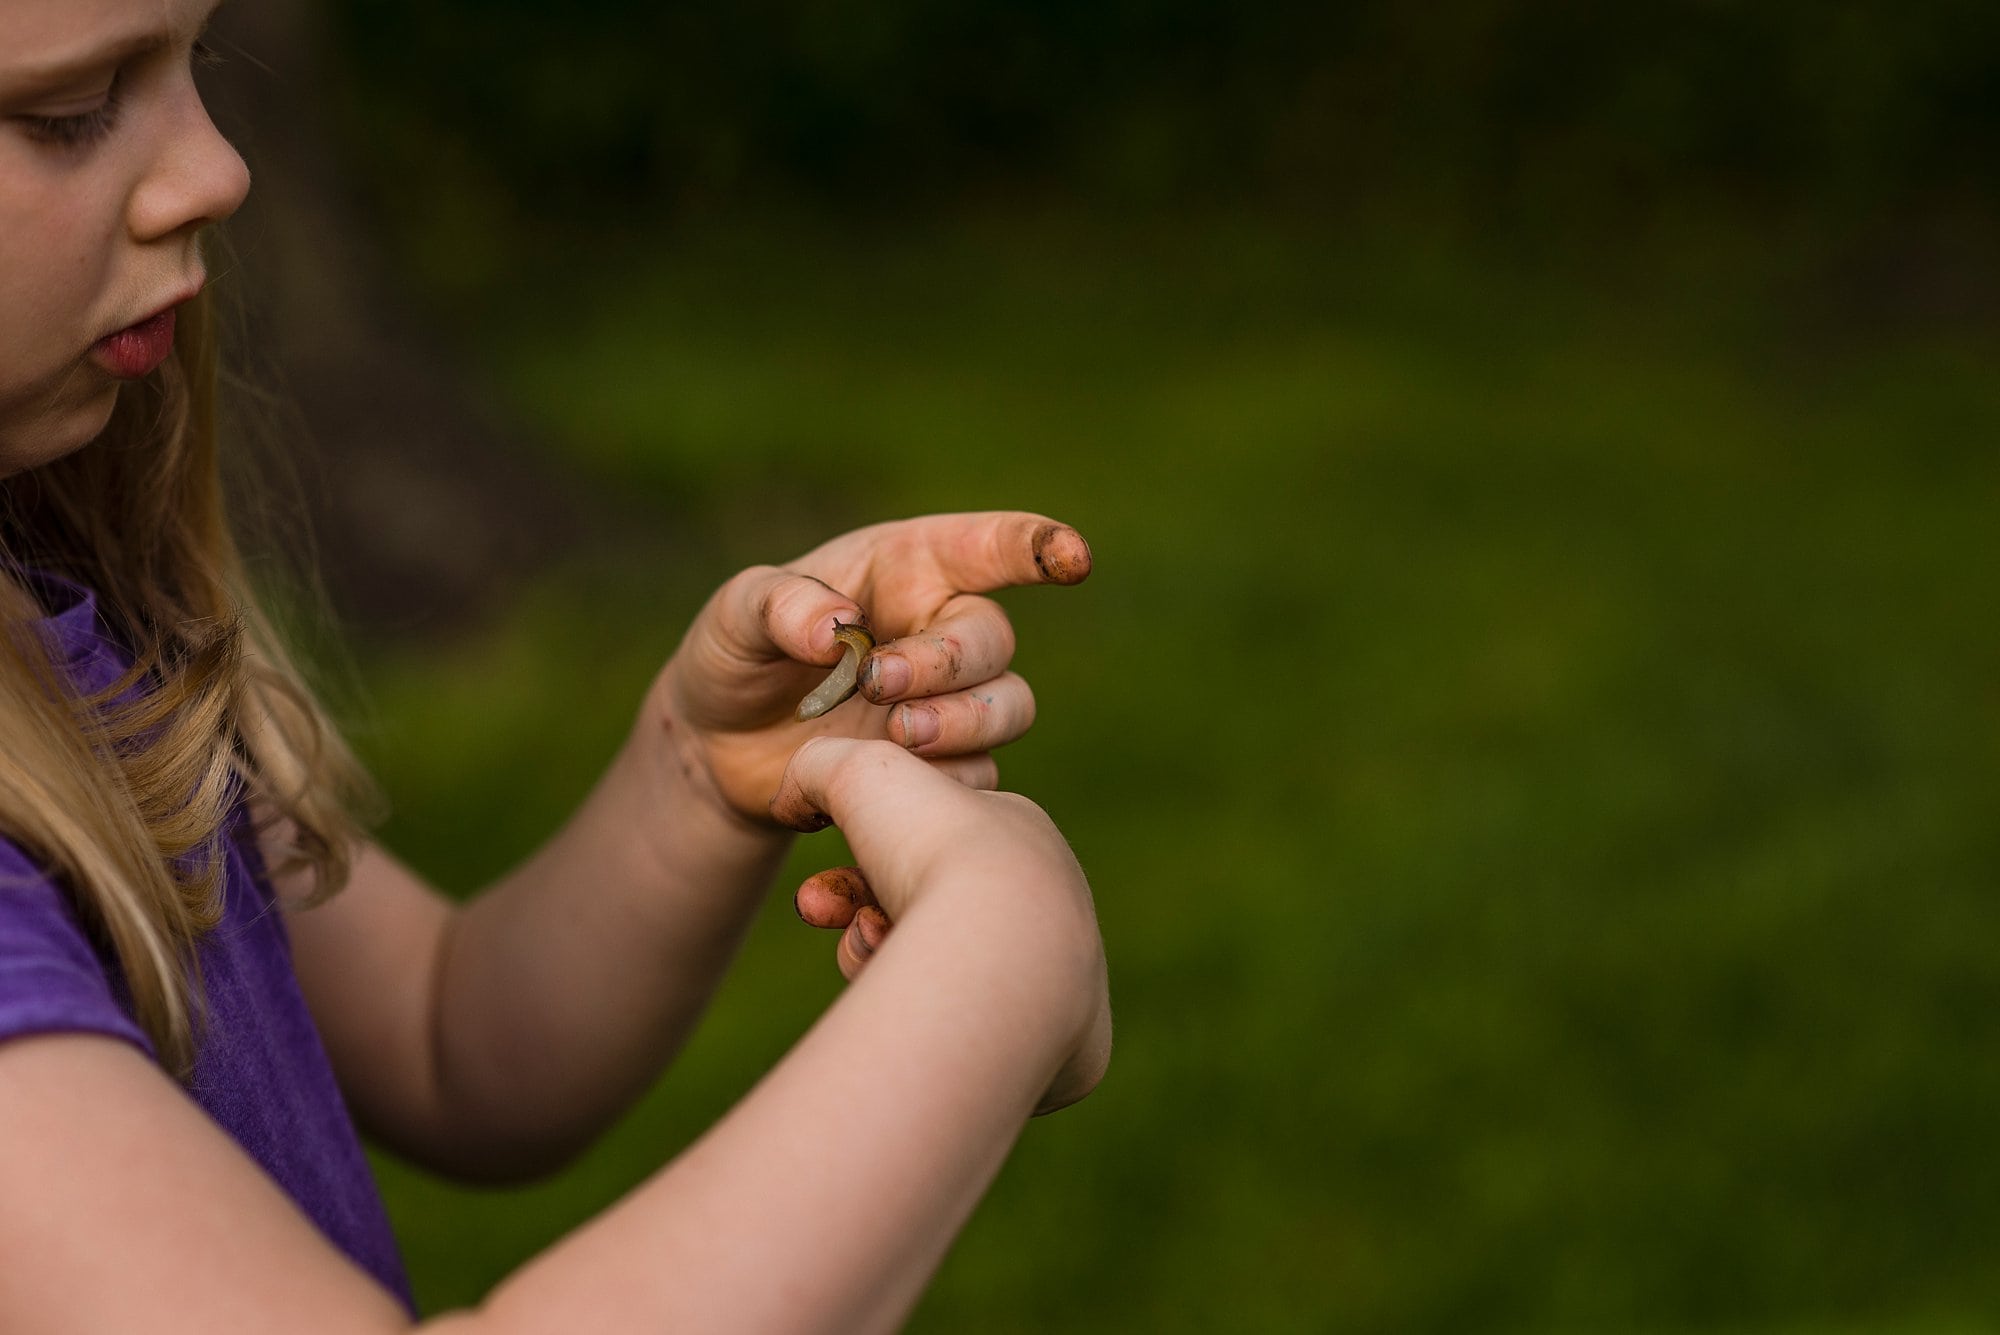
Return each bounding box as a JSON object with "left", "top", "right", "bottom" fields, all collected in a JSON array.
[{"left": 91, "top": 306, "right": 180, "bottom": 380}]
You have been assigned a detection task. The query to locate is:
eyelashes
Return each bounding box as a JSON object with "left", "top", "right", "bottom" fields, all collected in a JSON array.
[
  {"left": 18, "top": 41, "right": 225, "bottom": 151},
  {"left": 22, "top": 101, "right": 123, "bottom": 149}
]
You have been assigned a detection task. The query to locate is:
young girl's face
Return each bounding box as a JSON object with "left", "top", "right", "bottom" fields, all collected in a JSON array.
[{"left": 0, "top": 0, "right": 247, "bottom": 476}]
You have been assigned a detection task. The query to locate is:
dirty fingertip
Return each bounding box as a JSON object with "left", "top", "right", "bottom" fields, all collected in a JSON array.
[
  {"left": 795, "top": 866, "right": 868, "bottom": 927},
  {"left": 817, "top": 865, "right": 871, "bottom": 906},
  {"left": 1031, "top": 523, "right": 1093, "bottom": 585}
]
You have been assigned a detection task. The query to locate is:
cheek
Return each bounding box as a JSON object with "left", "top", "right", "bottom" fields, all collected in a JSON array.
[
  {"left": 0, "top": 162, "right": 124, "bottom": 471},
  {"left": 0, "top": 159, "right": 121, "bottom": 321},
  {"left": 0, "top": 164, "right": 120, "bottom": 363}
]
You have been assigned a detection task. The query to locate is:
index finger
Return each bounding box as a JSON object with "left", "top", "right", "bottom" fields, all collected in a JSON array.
[{"left": 895, "top": 512, "right": 1094, "bottom": 594}]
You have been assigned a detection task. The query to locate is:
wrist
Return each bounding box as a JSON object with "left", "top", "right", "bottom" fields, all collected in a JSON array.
[
  {"left": 911, "top": 826, "right": 1110, "bottom": 1114},
  {"left": 869, "top": 884, "right": 1108, "bottom": 1122},
  {"left": 625, "top": 676, "right": 795, "bottom": 883}
]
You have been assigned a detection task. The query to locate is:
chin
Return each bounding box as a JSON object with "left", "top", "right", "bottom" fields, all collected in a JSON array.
[{"left": 0, "top": 385, "right": 121, "bottom": 479}]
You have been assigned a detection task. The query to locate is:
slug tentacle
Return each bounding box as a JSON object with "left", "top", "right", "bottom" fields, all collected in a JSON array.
[{"left": 795, "top": 623, "right": 876, "bottom": 721}]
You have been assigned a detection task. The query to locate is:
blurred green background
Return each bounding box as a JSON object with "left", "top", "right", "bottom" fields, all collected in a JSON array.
[{"left": 220, "top": 2, "right": 2000, "bottom": 1330}]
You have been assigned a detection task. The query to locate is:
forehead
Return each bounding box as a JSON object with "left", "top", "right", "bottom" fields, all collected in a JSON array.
[{"left": 0, "top": 0, "right": 218, "bottom": 81}]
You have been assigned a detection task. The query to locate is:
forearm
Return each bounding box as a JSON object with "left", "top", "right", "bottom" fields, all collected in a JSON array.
[
  {"left": 0, "top": 875, "right": 1102, "bottom": 1335},
  {"left": 435, "top": 881, "right": 1097, "bottom": 1335},
  {"left": 414, "top": 697, "right": 792, "bottom": 1175},
  {"left": 0, "top": 845, "right": 1097, "bottom": 1335}
]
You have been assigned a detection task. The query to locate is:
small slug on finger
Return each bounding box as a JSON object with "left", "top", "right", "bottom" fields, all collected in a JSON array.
[{"left": 795, "top": 622, "right": 876, "bottom": 721}]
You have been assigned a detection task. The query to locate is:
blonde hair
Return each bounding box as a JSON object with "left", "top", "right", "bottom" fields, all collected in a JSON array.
[{"left": 0, "top": 288, "right": 375, "bottom": 1075}]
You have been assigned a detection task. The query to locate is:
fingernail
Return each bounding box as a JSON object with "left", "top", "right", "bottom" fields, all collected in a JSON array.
[
  {"left": 861, "top": 653, "right": 911, "bottom": 701},
  {"left": 898, "top": 705, "right": 940, "bottom": 750}
]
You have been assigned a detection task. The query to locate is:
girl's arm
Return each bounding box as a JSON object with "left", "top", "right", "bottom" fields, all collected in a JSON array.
[
  {"left": 287, "top": 513, "right": 1094, "bottom": 1180},
  {"left": 0, "top": 739, "right": 1110, "bottom": 1334},
  {"left": 282, "top": 708, "right": 792, "bottom": 1180}
]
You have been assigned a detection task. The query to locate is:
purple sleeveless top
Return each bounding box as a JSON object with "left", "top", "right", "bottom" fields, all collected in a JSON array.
[{"left": 0, "top": 575, "right": 413, "bottom": 1309}]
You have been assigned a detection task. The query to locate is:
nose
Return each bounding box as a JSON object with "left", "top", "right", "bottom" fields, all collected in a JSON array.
[{"left": 127, "top": 78, "right": 251, "bottom": 243}]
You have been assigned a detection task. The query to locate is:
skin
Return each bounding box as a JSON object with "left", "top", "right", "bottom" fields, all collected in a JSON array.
[
  {"left": 0, "top": 0, "right": 245, "bottom": 471},
  {"left": 0, "top": 0, "right": 1112, "bottom": 1329}
]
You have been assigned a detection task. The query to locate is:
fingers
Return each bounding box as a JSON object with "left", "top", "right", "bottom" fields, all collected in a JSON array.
[
  {"left": 877, "top": 512, "right": 1093, "bottom": 596},
  {"left": 712, "top": 514, "right": 1089, "bottom": 683},
  {"left": 860, "top": 592, "right": 1014, "bottom": 704},
  {"left": 794, "top": 865, "right": 873, "bottom": 929},
  {"left": 922, "top": 752, "right": 1000, "bottom": 791},
  {"left": 836, "top": 905, "right": 892, "bottom": 981},
  {"left": 1026, "top": 521, "right": 1094, "bottom": 586},
  {"left": 795, "top": 867, "right": 895, "bottom": 981},
  {"left": 711, "top": 566, "right": 868, "bottom": 670},
  {"left": 884, "top": 671, "right": 1035, "bottom": 759}
]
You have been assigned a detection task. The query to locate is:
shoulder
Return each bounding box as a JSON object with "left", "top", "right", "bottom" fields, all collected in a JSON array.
[{"left": 0, "top": 837, "right": 154, "bottom": 1058}]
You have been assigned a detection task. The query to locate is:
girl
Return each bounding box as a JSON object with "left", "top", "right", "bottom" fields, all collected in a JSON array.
[{"left": 0, "top": 0, "right": 1113, "bottom": 1329}]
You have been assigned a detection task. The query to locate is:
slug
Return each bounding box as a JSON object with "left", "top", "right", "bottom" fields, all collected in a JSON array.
[{"left": 795, "top": 622, "right": 876, "bottom": 721}]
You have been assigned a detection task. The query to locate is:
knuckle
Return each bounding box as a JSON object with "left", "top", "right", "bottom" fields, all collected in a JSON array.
[
  {"left": 1013, "top": 676, "right": 1038, "bottom": 728},
  {"left": 826, "top": 738, "right": 911, "bottom": 796},
  {"left": 927, "top": 631, "right": 968, "bottom": 681},
  {"left": 734, "top": 564, "right": 784, "bottom": 622},
  {"left": 946, "top": 593, "right": 1015, "bottom": 659},
  {"left": 989, "top": 790, "right": 1053, "bottom": 826},
  {"left": 855, "top": 737, "right": 908, "bottom": 764},
  {"left": 983, "top": 524, "right": 1015, "bottom": 578},
  {"left": 791, "top": 733, "right": 841, "bottom": 767},
  {"left": 956, "top": 754, "right": 1001, "bottom": 790},
  {"left": 990, "top": 611, "right": 1018, "bottom": 661},
  {"left": 970, "top": 676, "right": 1033, "bottom": 737},
  {"left": 735, "top": 563, "right": 784, "bottom": 594}
]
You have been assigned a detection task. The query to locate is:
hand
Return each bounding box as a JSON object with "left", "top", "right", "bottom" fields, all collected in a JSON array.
[
  {"left": 652, "top": 512, "right": 1092, "bottom": 824},
  {"left": 775, "top": 737, "right": 1112, "bottom": 1116}
]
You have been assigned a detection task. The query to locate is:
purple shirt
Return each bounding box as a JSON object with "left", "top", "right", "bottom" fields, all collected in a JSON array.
[{"left": 0, "top": 575, "right": 412, "bottom": 1309}]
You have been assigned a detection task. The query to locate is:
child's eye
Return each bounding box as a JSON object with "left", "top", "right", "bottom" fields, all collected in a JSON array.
[
  {"left": 16, "top": 38, "right": 222, "bottom": 153},
  {"left": 20, "top": 99, "right": 121, "bottom": 150}
]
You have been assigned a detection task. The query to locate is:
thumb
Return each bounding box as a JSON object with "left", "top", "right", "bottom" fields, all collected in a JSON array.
[
  {"left": 769, "top": 736, "right": 943, "bottom": 834},
  {"left": 704, "top": 565, "right": 869, "bottom": 671}
]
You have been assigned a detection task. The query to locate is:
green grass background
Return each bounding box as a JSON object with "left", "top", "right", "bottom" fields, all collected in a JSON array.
[{"left": 344, "top": 219, "right": 2000, "bottom": 1332}]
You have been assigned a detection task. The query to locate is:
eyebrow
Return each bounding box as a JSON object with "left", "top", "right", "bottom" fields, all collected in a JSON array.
[{"left": 0, "top": 0, "right": 227, "bottom": 97}]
